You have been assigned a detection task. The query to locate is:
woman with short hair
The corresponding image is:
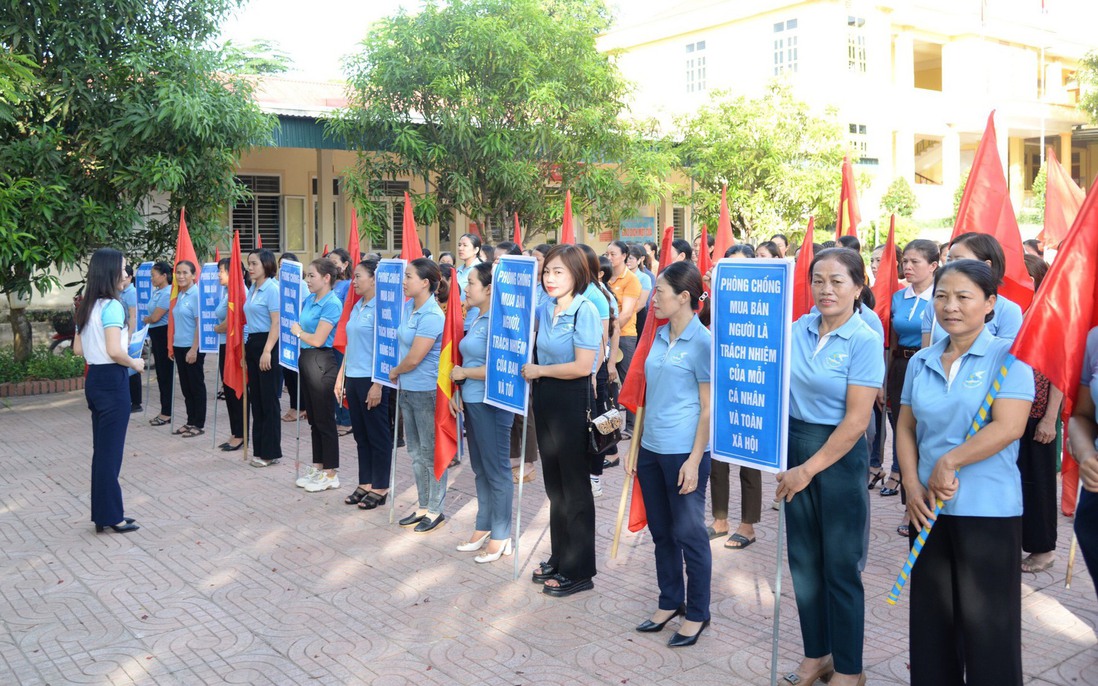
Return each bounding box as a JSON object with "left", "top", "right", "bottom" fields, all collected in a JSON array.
[
  {"left": 169, "top": 260, "right": 205, "bottom": 438},
  {"left": 145, "top": 262, "right": 173, "bottom": 426},
  {"left": 244, "top": 249, "right": 282, "bottom": 466}
]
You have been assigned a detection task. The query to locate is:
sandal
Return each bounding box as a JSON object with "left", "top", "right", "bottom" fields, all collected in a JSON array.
[
  {"left": 867, "top": 468, "right": 885, "bottom": 490},
  {"left": 149, "top": 416, "right": 170, "bottom": 426},
  {"left": 531, "top": 562, "right": 557, "bottom": 584},
  {"left": 1021, "top": 555, "right": 1055, "bottom": 574},
  {"left": 897, "top": 523, "right": 911, "bottom": 537},
  {"left": 724, "top": 533, "right": 756, "bottom": 550},
  {"left": 880, "top": 475, "right": 902, "bottom": 497},
  {"left": 358, "top": 492, "right": 388, "bottom": 510},
  {"left": 281, "top": 410, "right": 297, "bottom": 422},
  {"left": 337, "top": 426, "right": 353, "bottom": 437},
  {"left": 542, "top": 574, "right": 594, "bottom": 597},
  {"left": 172, "top": 425, "right": 193, "bottom": 435},
  {"left": 705, "top": 525, "right": 726, "bottom": 541},
  {"left": 181, "top": 427, "right": 204, "bottom": 438},
  {"left": 344, "top": 487, "right": 370, "bottom": 505}
]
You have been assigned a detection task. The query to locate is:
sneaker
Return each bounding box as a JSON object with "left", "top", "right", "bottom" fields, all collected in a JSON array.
[
  {"left": 295, "top": 466, "right": 320, "bottom": 488},
  {"left": 590, "top": 476, "right": 603, "bottom": 497},
  {"left": 304, "top": 472, "right": 340, "bottom": 492}
]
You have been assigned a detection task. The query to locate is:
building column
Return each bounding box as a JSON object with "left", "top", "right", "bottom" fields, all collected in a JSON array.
[
  {"left": 316, "top": 149, "right": 335, "bottom": 259},
  {"left": 1008, "top": 133, "right": 1025, "bottom": 213},
  {"left": 942, "top": 125, "right": 961, "bottom": 200},
  {"left": 1059, "top": 131, "right": 1074, "bottom": 164},
  {"left": 895, "top": 129, "right": 915, "bottom": 187}
]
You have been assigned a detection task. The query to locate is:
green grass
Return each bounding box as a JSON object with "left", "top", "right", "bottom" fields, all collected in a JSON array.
[{"left": 0, "top": 346, "right": 86, "bottom": 384}]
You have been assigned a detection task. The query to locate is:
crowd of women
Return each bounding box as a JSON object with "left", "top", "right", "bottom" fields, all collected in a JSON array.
[{"left": 74, "top": 225, "right": 1097, "bottom": 686}]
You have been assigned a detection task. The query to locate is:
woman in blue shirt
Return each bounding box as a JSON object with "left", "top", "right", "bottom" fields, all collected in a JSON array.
[
  {"left": 628, "top": 261, "right": 712, "bottom": 647},
  {"left": 1068, "top": 327, "right": 1098, "bottom": 600},
  {"left": 335, "top": 259, "right": 393, "bottom": 511},
  {"left": 213, "top": 257, "right": 245, "bottom": 452},
  {"left": 290, "top": 259, "right": 344, "bottom": 491},
  {"left": 243, "top": 250, "right": 282, "bottom": 466},
  {"left": 74, "top": 249, "right": 144, "bottom": 534},
  {"left": 451, "top": 262, "right": 515, "bottom": 562},
  {"left": 455, "top": 233, "right": 483, "bottom": 298},
  {"left": 777, "top": 248, "right": 884, "bottom": 686},
  {"left": 144, "top": 262, "right": 173, "bottom": 425},
  {"left": 121, "top": 265, "right": 142, "bottom": 412},
  {"left": 169, "top": 260, "right": 205, "bottom": 437},
  {"left": 522, "top": 244, "right": 601, "bottom": 597},
  {"left": 897, "top": 260, "right": 1033, "bottom": 686},
  {"left": 391, "top": 258, "right": 448, "bottom": 533},
  {"left": 328, "top": 248, "right": 354, "bottom": 434}
]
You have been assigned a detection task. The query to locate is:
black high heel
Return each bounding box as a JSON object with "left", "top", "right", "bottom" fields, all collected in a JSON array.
[
  {"left": 358, "top": 492, "right": 388, "bottom": 510},
  {"left": 880, "top": 475, "right": 902, "bottom": 497},
  {"left": 867, "top": 468, "right": 885, "bottom": 490},
  {"left": 667, "top": 618, "right": 710, "bottom": 647},
  {"left": 96, "top": 521, "right": 139, "bottom": 534},
  {"left": 636, "top": 604, "right": 686, "bottom": 633}
]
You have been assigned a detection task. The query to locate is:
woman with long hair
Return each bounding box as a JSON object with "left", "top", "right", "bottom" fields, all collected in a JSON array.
[
  {"left": 144, "top": 262, "right": 173, "bottom": 426},
  {"left": 328, "top": 248, "right": 354, "bottom": 435},
  {"left": 169, "top": 260, "right": 205, "bottom": 438},
  {"left": 244, "top": 249, "right": 282, "bottom": 466},
  {"left": 74, "top": 249, "right": 145, "bottom": 533},
  {"left": 577, "top": 245, "right": 618, "bottom": 496},
  {"left": 213, "top": 257, "right": 245, "bottom": 452},
  {"left": 455, "top": 233, "right": 483, "bottom": 296}
]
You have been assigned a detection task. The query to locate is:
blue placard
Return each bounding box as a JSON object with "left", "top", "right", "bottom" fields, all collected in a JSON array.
[
  {"left": 710, "top": 259, "right": 793, "bottom": 474},
  {"left": 279, "top": 260, "right": 302, "bottom": 372},
  {"left": 198, "top": 262, "right": 222, "bottom": 354},
  {"left": 372, "top": 259, "right": 406, "bottom": 389},
  {"left": 485, "top": 256, "right": 537, "bottom": 415},
  {"left": 135, "top": 262, "right": 153, "bottom": 324}
]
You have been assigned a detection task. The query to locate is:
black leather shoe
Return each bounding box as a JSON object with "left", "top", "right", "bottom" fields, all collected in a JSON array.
[
  {"left": 531, "top": 562, "right": 557, "bottom": 584},
  {"left": 635, "top": 604, "right": 686, "bottom": 633},
  {"left": 96, "top": 521, "right": 139, "bottom": 534},
  {"left": 218, "top": 441, "right": 231, "bottom": 450},
  {"left": 603, "top": 458, "right": 620, "bottom": 469},
  {"left": 667, "top": 619, "right": 710, "bottom": 647},
  {"left": 542, "top": 575, "right": 594, "bottom": 597},
  {"left": 414, "top": 513, "right": 446, "bottom": 533},
  {"left": 220, "top": 442, "right": 243, "bottom": 452},
  {"left": 398, "top": 512, "right": 426, "bottom": 528}
]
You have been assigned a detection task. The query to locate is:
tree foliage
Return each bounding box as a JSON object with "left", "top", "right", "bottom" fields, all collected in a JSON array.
[
  {"left": 670, "top": 82, "right": 847, "bottom": 242},
  {"left": 1080, "top": 50, "right": 1098, "bottom": 125},
  {"left": 0, "top": 0, "right": 274, "bottom": 303},
  {"left": 329, "top": 0, "right": 673, "bottom": 244},
  {"left": 881, "top": 177, "right": 919, "bottom": 218},
  {"left": 222, "top": 39, "right": 294, "bottom": 75}
]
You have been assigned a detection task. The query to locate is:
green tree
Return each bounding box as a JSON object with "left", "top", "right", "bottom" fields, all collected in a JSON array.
[
  {"left": 0, "top": 0, "right": 273, "bottom": 360},
  {"left": 222, "top": 39, "right": 294, "bottom": 75},
  {"left": 329, "top": 0, "right": 673, "bottom": 244},
  {"left": 880, "top": 177, "right": 919, "bottom": 218},
  {"left": 1030, "top": 163, "right": 1047, "bottom": 214},
  {"left": 1080, "top": 50, "right": 1098, "bottom": 125},
  {"left": 951, "top": 169, "right": 971, "bottom": 225},
  {"left": 671, "top": 82, "right": 847, "bottom": 242}
]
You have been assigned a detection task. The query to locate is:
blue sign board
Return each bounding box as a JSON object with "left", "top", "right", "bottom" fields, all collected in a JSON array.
[
  {"left": 135, "top": 261, "right": 153, "bottom": 325},
  {"left": 278, "top": 260, "right": 302, "bottom": 372},
  {"left": 619, "top": 215, "right": 657, "bottom": 243},
  {"left": 198, "top": 262, "right": 222, "bottom": 354},
  {"left": 710, "top": 259, "right": 793, "bottom": 474},
  {"left": 485, "top": 256, "right": 537, "bottom": 415},
  {"left": 373, "top": 259, "right": 405, "bottom": 389}
]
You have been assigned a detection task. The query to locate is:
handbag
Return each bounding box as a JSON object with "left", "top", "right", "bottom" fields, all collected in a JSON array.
[{"left": 586, "top": 375, "right": 623, "bottom": 456}]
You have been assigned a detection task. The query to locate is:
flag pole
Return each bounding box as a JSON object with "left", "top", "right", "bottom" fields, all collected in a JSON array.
[
  {"left": 294, "top": 378, "right": 302, "bottom": 474},
  {"left": 513, "top": 410, "right": 530, "bottom": 581},
  {"left": 143, "top": 340, "right": 152, "bottom": 419},
  {"left": 769, "top": 500, "right": 786, "bottom": 686},
  {"left": 170, "top": 365, "right": 177, "bottom": 434},
  {"left": 241, "top": 366, "right": 249, "bottom": 462},
  {"left": 211, "top": 347, "right": 220, "bottom": 451},
  {"left": 611, "top": 405, "right": 645, "bottom": 559},
  {"left": 388, "top": 390, "right": 402, "bottom": 524}
]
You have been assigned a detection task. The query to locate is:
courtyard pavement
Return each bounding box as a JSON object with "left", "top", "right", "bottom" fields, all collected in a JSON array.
[{"left": 1, "top": 369, "right": 1096, "bottom": 685}]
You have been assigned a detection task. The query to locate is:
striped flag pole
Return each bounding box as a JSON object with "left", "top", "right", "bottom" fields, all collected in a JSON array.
[{"left": 886, "top": 355, "right": 1015, "bottom": 604}]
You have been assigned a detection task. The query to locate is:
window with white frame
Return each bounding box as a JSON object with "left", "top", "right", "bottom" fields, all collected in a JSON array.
[
  {"left": 232, "top": 175, "right": 282, "bottom": 253},
  {"left": 685, "top": 41, "right": 707, "bottom": 93},
  {"left": 848, "top": 123, "right": 868, "bottom": 158},
  {"left": 773, "top": 19, "right": 798, "bottom": 75},
  {"left": 366, "top": 180, "right": 410, "bottom": 254},
  {"left": 847, "top": 16, "right": 866, "bottom": 73}
]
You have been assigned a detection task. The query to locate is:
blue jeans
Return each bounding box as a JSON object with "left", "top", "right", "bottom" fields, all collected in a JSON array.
[
  {"left": 400, "top": 390, "right": 447, "bottom": 515},
  {"left": 464, "top": 402, "right": 514, "bottom": 540},
  {"left": 1077, "top": 489, "right": 1098, "bottom": 597},
  {"left": 86, "top": 365, "right": 131, "bottom": 526},
  {"left": 636, "top": 447, "right": 712, "bottom": 622}
]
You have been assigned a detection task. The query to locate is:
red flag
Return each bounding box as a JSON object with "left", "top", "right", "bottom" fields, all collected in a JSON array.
[
  {"left": 627, "top": 472, "right": 647, "bottom": 532},
  {"left": 256, "top": 233, "right": 263, "bottom": 249},
  {"left": 792, "top": 216, "right": 816, "bottom": 319},
  {"left": 1038, "top": 145, "right": 1085, "bottom": 248},
  {"left": 434, "top": 281, "right": 464, "bottom": 478},
  {"left": 696, "top": 224, "right": 712, "bottom": 301},
  {"left": 400, "top": 191, "right": 424, "bottom": 261},
  {"left": 513, "top": 213, "right": 523, "bottom": 250},
  {"left": 333, "top": 208, "right": 362, "bottom": 354},
  {"left": 167, "top": 208, "right": 199, "bottom": 346},
  {"left": 835, "top": 156, "right": 861, "bottom": 240},
  {"left": 619, "top": 225, "right": 676, "bottom": 413},
  {"left": 322, "top": 243, "right": 329, "bottom": 256},
  {"left": 560, "top": 190, "right": 575, "bottom": 245},
  {"left": 223, "top": 231, "right": 247, "bottom": 399},
  {"left": 214, "top": 248, "right": 221, "bottom": 263},
  {"left": 712, "top": 185, "right": 734, "bottom": 263},
  {"left": 952, "top": 111, "right": 1034, "bottom": 310},
  {"left": 871, "top": 215, "right": 903, "bottom": 346}
]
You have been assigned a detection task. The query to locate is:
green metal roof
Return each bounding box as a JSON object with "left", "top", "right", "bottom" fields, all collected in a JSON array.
[{"left": 268, "top": 115, "right": 350, "bottom": 150}]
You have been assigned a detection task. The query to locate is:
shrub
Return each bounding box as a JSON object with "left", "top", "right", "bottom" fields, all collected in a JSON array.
[
  {"left": 0, "top": 346, "right": 85, "bottom": 384},
  {"left": 880, "top": 177, "right": 918, "bottom": 218}
]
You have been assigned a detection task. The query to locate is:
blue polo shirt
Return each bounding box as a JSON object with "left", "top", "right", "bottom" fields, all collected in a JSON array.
[
  {"left": 642, "top": 316, "right": 712, "bottom": 454},
  {"left": 345, "top": 297, "right": 377, "bottom": 378},
  {"left": 122, "top": 284, "right": 137, "bottom": 315},
  {"left": 901, "top": 327, "right": 1034, "bottom": 517},
  {"left": 334, "top": 279, "right": 350, "bottom": 303},
  {"left": 1079, "top": 327, "right": 1098, "bottom": 451},
  {"left": 244, "top": 278, "right": 278, "bottom": 338},
  {"left": 536, "top": 284, "right": 551, "bottom": 311},
  {"left": 299, "top": 290, "right": 342, "bottom": 349},
  {"left": 214, "top": 293, "right": 228, "bottom": 345},
  {"left": 397, "top": 297, "right": 445, "bottom": 392},
  {"left": 810, "top": 304, "right": 884, "bottom": 347},
  {"left": 923, "top": 294, "right": 1023, "bottom": 344},
  {"left": 790, "top": 312, "right": 885, "bottom": 425},
  {"left": 891, "top": 286, "right": 932, "bottom": 348},
  {"left": 583, "top": 283, "right": 611, "bottom": 322},
  {"left": 458, "top": 308, "right": 490, "bottom": 403},
  {"left": 535, "top": 294, "right": 601, "bottom": 366},
  {"left": 172, "top": 287, "right": 199, "bottom": 347},
  {"left": 148, "top": 285, "right": 170, "bottom": 328},
  {"left": 456, "top": 261, "right": 481, "bottom": 300}
]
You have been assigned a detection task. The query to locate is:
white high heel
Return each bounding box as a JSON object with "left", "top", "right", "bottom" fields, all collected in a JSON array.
[
  {"left": 456, "top": 531, "right": 491, "bottom": 552},
  {"left": 475, "top": 539, "right": 513, "bottom": 563}
]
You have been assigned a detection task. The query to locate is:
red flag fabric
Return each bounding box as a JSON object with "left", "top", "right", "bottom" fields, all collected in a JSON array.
[
  {"left": 696, "top": 224, "right": 712, "bottom": 301},
  {"left": 256, "top": 233, "right": 263, "bottom": 249},
  {"left": 712, "top": 185, "right": 734, "bottom": 263},
  {"left": 214, "top": 248, "right": 221, "bottom": 263},
  {"left": 1038, "top": 146, "right": 1086, "bottom": 248},
  {"left": 627, "top": 472, "right": 647, "bottom": 532},
  {"left": 560, "top": 190, "right": 575, "bottom": 245},
  {"left": 835, "top": 156, "right": 861, "bottom": 240},
  {"left": 434, "top": 281, "right": 464, "bottom": 478},
  {"left": 792, "top": 216, "right": 816, "bottom": 319},
  {"left": 167, "top": 208, "right": 199, "bottom": 347},
  {"left": 333, "top": 208, "right": 362, "bottom": 354},
  {"left": 322, "top": 243, "right": 329, "bottom": 256},
  {"left": 223, "top": 231, "right": 247, "bottom": 399},
  {"left": 619, "top": 225, "right": 676, "bottom": 413},
  {"left": 952, "top": 111, "right": 1034, "bottom": 310},
  {"left": 400, "top": 191, "right": 424, "bottom": 261},
  {"left": 513, "top": 213, "right": 523, "bottom": 250},
  {"left": 871, "top": 215, "right": 903, "bottom": 346}
]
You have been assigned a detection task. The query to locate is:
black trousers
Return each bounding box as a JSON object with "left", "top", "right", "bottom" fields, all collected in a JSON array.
[
  {"left": 533, "top": 376, "right": 596, "bottom": 580},
  {"left": 589, "top": 360, "right": 616, "bottom": 476},
  {"left": 1018, "top": 416, "right": 1058, "bottom": 554},
  {"left": 300, "top": 347, "right": 339, "bottom": 469},
  {"left": 218, "top": 343, "right": 244, "bottom": 439},
  {"left": 173, "top": 346, "right": 206, "bottom": 428},
  {"left": 245, "top": 336, "right": 282, "bottom": 459},
  {"left": 284, "top": 369, "right": 300, "bottom": 410},
  {"left": 86, "top": 364, "right": 130, "bottom": 526},
  {"left": 345, "top": 376, "right": 392, "bottom": 488},
  {"left": 909, "top": 515, "right": 1023, "bottom": 686},
  {"left": 148, "top": 326, "right": 172, "bottom": 416},
  {"left": 1076, "top": 489, "right": 1098, "bottom": 594},
  {"left": 128, "top": 371, "right": 141, "bottom": 408}
]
